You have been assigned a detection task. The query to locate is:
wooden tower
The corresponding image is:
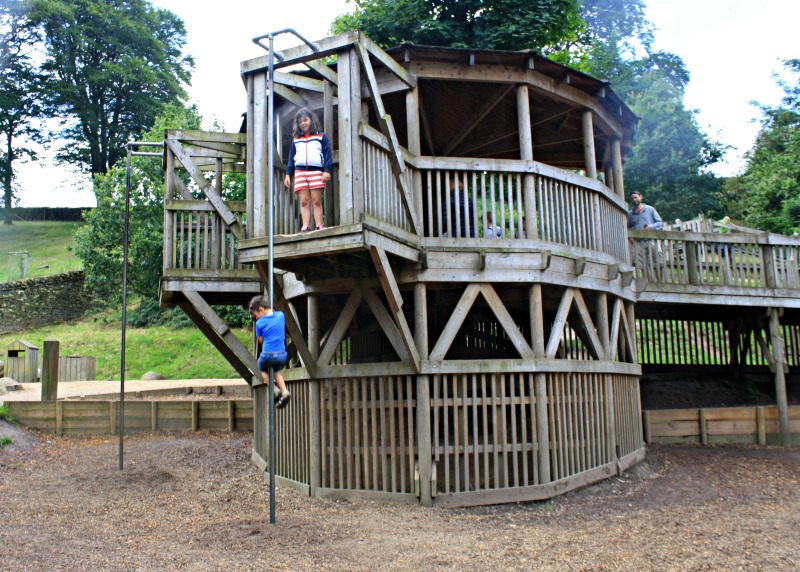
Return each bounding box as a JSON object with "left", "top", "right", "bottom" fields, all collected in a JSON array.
[{"left": 160, "top": 31, "right": 643, "bottom": 507}]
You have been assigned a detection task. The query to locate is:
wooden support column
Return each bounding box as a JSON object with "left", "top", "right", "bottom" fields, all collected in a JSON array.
[
  {"left": 529, "top": 284, "right": 550, "bottom": 484},
  {"left": 768, "top": 308, "right": 791, "bottom": 446},
  {"left": 406, "top": 88, "right": 423, "bottom": 225},
  {"left": 252, "top": 71, "right": 268, "bottom": 237},
  {"left": 517, "top": 85, "right": 538, "bottom": 240},
  {"left": 308, "top": 295, "right": 321, "bottom": 496},
  {"left": 41, "top": 340, "right": 59, "bottom": 401},
  {"left": 611, "top": 137, "right": 625, "bottom": 200},
  {"left": 337, "top": 49, "right": 355, "bottom": 224},
  {"left": 323, "top": 80, "right": 336, "bottom": 227},
  {"left": 582, "top": 110, "right": 598, "bottom": 180},
  {"left": 349, "top": 50, "right": 365, "bottom": 221},
  {"left": 414, "top": 283, "right": 432, "bottom": 505},
  {"left": 596, "top": 292, "right": 610, "bottom": 360}
]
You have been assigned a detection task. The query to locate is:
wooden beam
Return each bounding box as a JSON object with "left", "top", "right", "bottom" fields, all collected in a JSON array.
[
  {"left": 546, "top": 288, "right": 574, "bottom": 358},
  {"left": 443, "top": 84, "right": 514, "bottom": 156},
  {"left": 361, "top": 34, "right": 416, "bottom": 88},
  {"left": 479, "top": 283, "right": 535, "bottom": 359},
  {"left": 369, "top": 246, "right": 420, "bottom": 372},
  {"left": 165, "top": 138, "right": 243, "bottom": 239},
  {"left": 273, "top": 83, "right": 309, "bottom": 109},
  {"left": 256, "top": 266, "right": 318, "bottom": 378},
  {"left": 304, "top": 59, "right": 339, "bottom": 86},
  {"left": 571, "top": 289, "right": 605, "bottom": 360},
  {"left": 429, "top": 284, "right": 481, "bottom": 361},
  {"left": 362, "top": 287, "right": 411, "bottom": 362},
  {"left": 179, "top": 290, "right": 260, "bottom": 385},
  {"left": 317, "top": 288, "right": 362, "bottom": 366},
  {"left": 355, "top": 40, "right": 421, "bottom": 235}
]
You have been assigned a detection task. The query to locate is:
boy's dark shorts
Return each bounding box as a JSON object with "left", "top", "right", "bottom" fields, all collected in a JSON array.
[{"left": 258, "top": 350, "right": 288, "bottom": 372}]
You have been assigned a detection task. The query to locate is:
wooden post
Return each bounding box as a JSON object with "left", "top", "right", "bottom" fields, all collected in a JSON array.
[
  {"left": 699, "top": 408, "right": 708, "bottom": 444},
  {"left": 56, "top": 401, "right": 63, "bottom": 436},
  {"left": 151, "top": 401, "right": 158, "bottom": 431},
  {"left": 406, "top": 88, "right": 424, "bottom": 225},
  {"left": 529, "top": 284, "right": 550, "bottom": 484},
  {"left": 308, "top": 295, "right": 322, "bottom": 496},
  {"left": 324, "top": 80, "right": 336, "bottom": 227},
  {"left": 192, "top": 401, "right": 199, "bottom": 432},
  {"left": 686, "top": 240, "right": 700, "bottom": 285},
  {"left": 768, "top": 308, "right": 791, "bottom": 446},
  {"left": 337, "top": 49, "right": 354, "bottom": 224},
  {"left": 762, "top": 245, "right": 777, "bottom": 289},
  {"left": 517, "top": 85, "right": 537, "bottom": 240},
  {"left": 642, "top": 410, "right": 651, "bottom": 443},
  {"left": 228, "top": 400, "right": 236, "bottom": 432},
  {"left": 414, "top": 283, "right": 433, "bottom": 505},
  {"left": 581, "top": 110, "right": 597, "bottom": 180},
  {"left": 109, "top": 401, "right": 116, "bottom": 435},
  {"left": 756, "top": 406, "right": 766, "bottom": 446},
  {"left": 251, "top": 71, "right": 268, "bottom": 238},
  {"left": 611, "top": 137, "right": 625, "bottom": 200},
  {"left": 41, "top": 340, "right": 59, "bottom": 401}
]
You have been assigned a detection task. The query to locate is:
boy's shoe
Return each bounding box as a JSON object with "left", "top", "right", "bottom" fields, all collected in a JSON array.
[
  {"left": 273, "top": 386, "right": 281, "bottom": 401},
  {"left": 276, "top": 390, "right": 291, "bottom": 409},
  {"left": 315, "top": 225, "right": 325, "bottom": 231},
  {"left": 299, "top": 226, "right": 310, "bottom": 233}
]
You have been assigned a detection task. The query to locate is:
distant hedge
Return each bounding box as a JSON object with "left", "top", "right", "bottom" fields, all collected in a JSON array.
[{"left": 1, "top": 207, "right": 91, "bottom": 222}]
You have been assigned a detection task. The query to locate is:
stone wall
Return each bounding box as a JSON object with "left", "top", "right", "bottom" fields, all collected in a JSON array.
[{"left": 0, "top": 271, "right": 97, "bottom": 334}]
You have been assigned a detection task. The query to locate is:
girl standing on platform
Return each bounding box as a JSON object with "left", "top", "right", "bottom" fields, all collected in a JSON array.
[{"left": 284, "top": 107, "right": 333, "bottom": 232}]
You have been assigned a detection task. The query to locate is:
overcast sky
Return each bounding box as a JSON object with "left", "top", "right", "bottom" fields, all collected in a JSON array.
[{"left": 14, "top": 0, "right": 800, "bottom": 207}]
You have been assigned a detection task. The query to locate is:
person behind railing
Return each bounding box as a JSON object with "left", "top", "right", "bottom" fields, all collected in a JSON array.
[
  {"left": 485, "top": 211, "right": 501, "bottom": 238},
  {"left": 441, "top": 177, "right": 475, "bottom": 237},
  {"left": 717, "top": 215, "right": 733, "bottom": 257},
  {"left": 627, "top": 190, "right": 663, "bottom": 280},
  {"left": 284, "top": 107, "right": 333, "bottom": 233}
]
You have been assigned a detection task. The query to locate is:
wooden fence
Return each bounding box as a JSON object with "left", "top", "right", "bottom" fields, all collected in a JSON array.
[
  {"left": 643, "top": 405, "right": 800, "bottom": 445},
  {"left": 4, "top": 400, "right": 254, "bottom": 435},
  {"left": 630, "top": 232, "right": 800, "bottom": 290}
]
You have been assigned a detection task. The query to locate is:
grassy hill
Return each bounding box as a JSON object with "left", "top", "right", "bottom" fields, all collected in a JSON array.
[
  {"left": 1, "top": 221, "right": 253, "bottom": 381},
  {"left": 0, "top": 221, "right": 84, "bottom": 282},
  {"left": 0, "top": 306, "right": 252, "bottom": 381}
]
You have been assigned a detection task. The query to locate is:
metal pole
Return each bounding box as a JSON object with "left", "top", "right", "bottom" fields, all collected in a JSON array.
[
  {"left": 120, "top": 142, "right": 164, "bottom": 471},
  {"left": 120, "top": 146, "right": 132, "bottom": 470},
  {"left": 267, "top": 32, "right": 277, "bottom": 526}
]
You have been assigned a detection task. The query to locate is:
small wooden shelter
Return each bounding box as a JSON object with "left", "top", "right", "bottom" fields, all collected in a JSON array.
[{"left": 4, "top": 339, "right": 39, "bottom": 383}]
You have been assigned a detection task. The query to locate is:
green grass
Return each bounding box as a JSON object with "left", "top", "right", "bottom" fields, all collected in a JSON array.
[
  {"left": 0, "top": 437, "right": 12, "bottom": 447},
  {"left": 0, "top": 306, "right": 254, "bottom": 381},
  {"left": 0, "top": 221, "right": 84, "bottom": 282},
  {"left": 0, "top": 406, "right": 16, "bottom": 424}
]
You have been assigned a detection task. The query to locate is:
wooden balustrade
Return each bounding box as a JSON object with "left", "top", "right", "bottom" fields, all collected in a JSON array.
[
  {"left": 164, "top": 199, "right": 248, "bottom": 273},
  {"left": 629, "top": 231, "right": 800, "bottom": 290}
]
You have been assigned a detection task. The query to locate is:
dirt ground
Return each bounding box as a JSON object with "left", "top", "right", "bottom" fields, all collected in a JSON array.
[{"left": 1, "top": 421, "right": 798, "bottom": 571}]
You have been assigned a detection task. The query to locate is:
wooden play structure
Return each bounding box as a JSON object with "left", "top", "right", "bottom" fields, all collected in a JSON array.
[{"left": 156, "top": 31, "right": 797, "bottom": 507}]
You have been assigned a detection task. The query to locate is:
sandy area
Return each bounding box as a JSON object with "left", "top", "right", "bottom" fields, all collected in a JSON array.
[{"left": 0, "top": 378, "right": 251, "bottom": 402}]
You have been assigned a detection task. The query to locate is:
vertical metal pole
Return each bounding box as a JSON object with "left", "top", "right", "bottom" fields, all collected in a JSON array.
[
  {"left": 266, "top": 33, "right": 277, "bottom": 525},
  {"left": 120, "top": 146, "right": 132, "bottom": 470}
]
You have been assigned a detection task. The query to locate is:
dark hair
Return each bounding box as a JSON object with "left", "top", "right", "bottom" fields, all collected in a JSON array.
[
  {"left": 292, "top": 107, "right": 322, "bottom": 138},
  {"left": 248, "top": 295, "right": 271, "bottom": 313}
]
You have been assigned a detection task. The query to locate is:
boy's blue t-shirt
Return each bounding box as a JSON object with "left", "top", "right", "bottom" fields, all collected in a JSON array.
[{"left": 255, "top": 311, "right": 286, "bottom": 352}]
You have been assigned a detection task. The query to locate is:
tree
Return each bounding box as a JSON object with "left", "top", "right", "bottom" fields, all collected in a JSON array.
[
  {"left": 331, "top": 0, "right": 580, "bottom": 50},
  {"left": 548, "top": 0, "right": 724, "bottom": 222},
  {"left": 736, "top": 60, "right": 800, "bottom": 235},
  {"left": 29, "top": 0, "right": 193, "bottom": 176},
  {"left": 623, "top": 71, "right": 724, "bottom": 221},
  {"left": 0, "top": 0, "right": 44, "bottom": 224}
]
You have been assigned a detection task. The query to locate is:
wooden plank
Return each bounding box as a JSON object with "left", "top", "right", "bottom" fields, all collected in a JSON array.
[
  {"left": 479, "top": 283, "right": 535, "bottom": 359},
  {"left": 429, "top": 284, "right": 481, "bottom": 360},
  {"left": 317, "top": 289, "right": 362, "bottom": 366},
  {"left": 362, "top": 287, "right": 412, "bottom": 362},
  {"left": 546, "top": 288, "right": 574, "bottom": 358},
  {"left": 369, "top": 247, "right": 420, "bottom": 371}
]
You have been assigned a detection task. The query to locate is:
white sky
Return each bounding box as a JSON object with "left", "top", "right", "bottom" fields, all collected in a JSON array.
[{"left": 14, "top": 0, "right": 800, "bottom": 207}]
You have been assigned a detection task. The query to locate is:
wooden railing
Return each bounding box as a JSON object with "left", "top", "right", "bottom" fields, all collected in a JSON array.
[
  {"left": 358, "top": 125, "right": 629, "bottom": 262},
  {"left": 629, "top": 230, "right": 800, "bottom": 290},
  {"left": 164, "top": 200, "right": 248, "bottom": 273}
]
